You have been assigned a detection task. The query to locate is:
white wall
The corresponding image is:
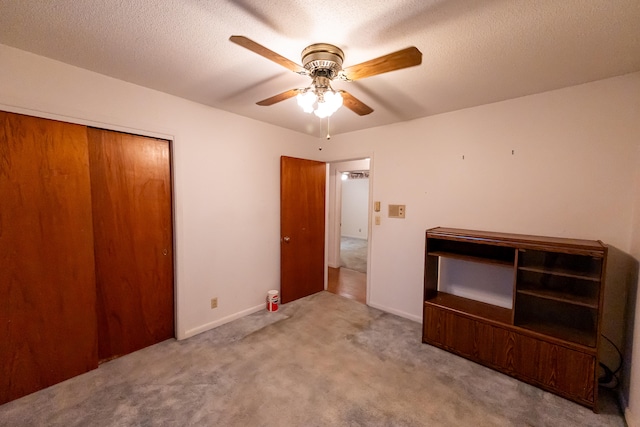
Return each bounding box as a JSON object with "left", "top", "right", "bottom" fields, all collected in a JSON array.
[
  {"left": 318, "top": 72, "right": 640, "bottom": 323},
  {"left": 623, "top": 143, "right": 640, "bottom": 427},
  {"left": 341, "top": 178, "right": 369, "bottom": 239},
  {"left": 0, "top": 43, "right": 319, "bottom": 339}
]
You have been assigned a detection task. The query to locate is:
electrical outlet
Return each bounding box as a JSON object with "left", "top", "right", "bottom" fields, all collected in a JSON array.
[{"left": 210, "top": 297, "right": 218, "bottom": 309}]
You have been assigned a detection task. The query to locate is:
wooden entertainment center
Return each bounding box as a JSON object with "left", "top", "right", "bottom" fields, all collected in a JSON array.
[{"left": 423, "top": 227, "right": 607, "bottom": 410}]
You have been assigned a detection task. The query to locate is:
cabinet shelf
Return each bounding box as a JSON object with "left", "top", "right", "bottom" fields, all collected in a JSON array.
[
  {"left": 428, "top": 251, "right": 514, "bottom": 267},
  {"left": 518, "top": 266, "right": 600, "bottom": 282},
  {"left": 516, "top": 320, "right": 597, "bottom": 348},
  {"left": 516, "top": 289, "right": 598, "bottom": 309},
  {"left": 425, "top": 291, "right": 512, "bottom": 324},
  {"left": 427, "top": 236, "right": 515, "bottom": 265}
]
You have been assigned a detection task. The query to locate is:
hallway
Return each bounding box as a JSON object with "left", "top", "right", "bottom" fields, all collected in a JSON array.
[{"left": 327, "top": 267, "right": 366, "bottom": 304}]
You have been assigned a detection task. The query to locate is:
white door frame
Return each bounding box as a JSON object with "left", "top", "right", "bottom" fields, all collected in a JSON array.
[{"left": 326, "top": 157, "right": 372, "bottom": 303}]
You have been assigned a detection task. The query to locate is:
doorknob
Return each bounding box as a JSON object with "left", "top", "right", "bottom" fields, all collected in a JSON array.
[
  {"left": 283, "top": 236, "right": 291, "bottom": 243},
  {"left": 162, "top": 249, "right": 168, "bottom": 256}
]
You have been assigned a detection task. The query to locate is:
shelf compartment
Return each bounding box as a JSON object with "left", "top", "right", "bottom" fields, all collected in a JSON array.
[
  {"left": 516, "top": 289, "right": 598, "bottom": 309},
  {"left": 514, "top": 294, "right": 597, "bottom": 347},
  {"left": 518, "top": 250, "right": 602, "bottom": 281},
  {"left": 516, "top": 321, "right": 597, "bottom": 348},
  {"left": 427, "top": 238, "right": 515, "bottom": 266},
  {"left": 518, "top": 266, "right": 600, "bottom": 281},
  {"left": 516, "top": 269, "right": 600, "bottom": 309},
  {"left": 425, "top": 291, "right": 512, "bottom": 325},
  {"left": 428, "top": 251, "right": 514, "bottom": 267},
  {"left": 439, "top": 258, "right": 514, "bottom": 309}
]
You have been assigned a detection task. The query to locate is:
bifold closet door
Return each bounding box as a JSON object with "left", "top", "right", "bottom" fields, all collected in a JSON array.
[
  {"left": 0, "top": 112, "right": 98, "bottom": 404},
  {"left": 87, "top": 128, "right": 174, "bottom": 361}
]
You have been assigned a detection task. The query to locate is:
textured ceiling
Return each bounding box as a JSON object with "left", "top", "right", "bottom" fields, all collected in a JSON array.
[{"left": 0, "top": 0, "right": 639, "bottom": 137}]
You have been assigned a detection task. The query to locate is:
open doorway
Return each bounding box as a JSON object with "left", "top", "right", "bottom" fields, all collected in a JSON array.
[{"left": 327, "top": 159, "right": 370, "bottom": 304}]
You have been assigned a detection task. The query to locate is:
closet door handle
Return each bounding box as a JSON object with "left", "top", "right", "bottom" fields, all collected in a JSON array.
[{"left": 283, "top": 236, "right": 291, "bottom": 243}]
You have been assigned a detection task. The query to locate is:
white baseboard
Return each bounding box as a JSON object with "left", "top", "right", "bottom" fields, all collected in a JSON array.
[
  {"left": 181, "top": 299, "right": 422, "bottom": 338},
  {"left": 368, "top": 302, "right": 422, "bottom": 323},
  {"left": 181, "top": 303, "right": 265, "bottom": 339},
  {"left": 180, "top": 301, "right": 422, "bottom": 340},
  {"left": 616, "top": 385, "right": 637, "bottom": 427},
  {"left": 626, "top": 407, "right": 638, "bottom": 427},
  {"left": 623, "top": 390, "right": 637, "bottom": 427}
]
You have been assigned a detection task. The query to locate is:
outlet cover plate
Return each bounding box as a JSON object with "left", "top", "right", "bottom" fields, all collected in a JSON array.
[{"left": 388, "top": 204, "right": 406, "bottom": 218}]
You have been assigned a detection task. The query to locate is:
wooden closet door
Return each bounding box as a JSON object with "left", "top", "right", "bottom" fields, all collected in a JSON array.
[
  {"left": 0, "top": 112, "right": 98, "bottom": 404},
  {"left": 87, "top": 128, "right": 174, "bottom": 361}
]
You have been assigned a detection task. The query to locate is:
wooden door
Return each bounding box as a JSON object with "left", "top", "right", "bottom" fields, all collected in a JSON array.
[
  {"left": 0, "top": 112, "right": 98, "bottom": 404},
  {"left": 87, "top": 128, "right": 174, "bottom": 361},
  {"left": 280, "top": 156, "right": 326, "bottom": 304}
]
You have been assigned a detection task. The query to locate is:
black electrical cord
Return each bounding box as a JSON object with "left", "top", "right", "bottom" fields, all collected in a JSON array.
[
  {"left": 601, "top": 334, "right": 624, "bottom": 375},
  {"left": 599, "top": 362, "right": 617, "bottom": 387},
  {"left": 598, "top": 334, "right": 623, "bottom": 388}
]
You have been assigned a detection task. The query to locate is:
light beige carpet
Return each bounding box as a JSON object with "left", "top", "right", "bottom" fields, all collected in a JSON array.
[
  {"left": 340, "top": 237, "right": 367, "bottom": 273},
  {"left": 0, "top": 292, "right": 625, "bottom": 426}
]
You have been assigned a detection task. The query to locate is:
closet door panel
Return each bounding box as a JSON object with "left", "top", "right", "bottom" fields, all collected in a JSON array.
[
  {"left": 87, "top": 128, "right": 174, "bottom": 361},
  {"left": 0, "top": 112, "right": 98, "bottom": 404}
]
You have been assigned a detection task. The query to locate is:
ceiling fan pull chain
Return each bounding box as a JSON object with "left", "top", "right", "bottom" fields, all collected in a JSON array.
[{"left": 326, "top": 116, "right": 331, "bottom": 140}]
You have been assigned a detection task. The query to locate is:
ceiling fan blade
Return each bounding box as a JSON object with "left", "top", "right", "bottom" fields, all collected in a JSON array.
[
  {"left": 256, "top": 89, "right": 301, "bottom": 106},
  {"left": 340, "top": 91, "right": 374, "bottom": 116},
  {"left": 342, "top": 47, "right": 422, "bottom": 81},
  {"left": 230, "top": 35, "right": 306, "bottom": 74}
]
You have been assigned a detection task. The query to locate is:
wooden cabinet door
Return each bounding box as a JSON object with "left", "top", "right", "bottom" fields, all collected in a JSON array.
[
  {"left": 424, "top": 306, "right": 494, "bottom": 364},
  {"left": 537, "top": 341, "right": 595, "bottom": 404},
  {"left": 444, "top": 312, "right": 474, "bottom": 357},
  {"left": 0, "top": 112, "right": 98, "bottom": 404},
  {"left": 472, "top": 321, "right": 494, "bottom": 364},
  {"left": 423, "top": 305, "right": 446, "bottom": 345},
  {"left": 87, "top": 128, "right": 174, "bottom": 361}
]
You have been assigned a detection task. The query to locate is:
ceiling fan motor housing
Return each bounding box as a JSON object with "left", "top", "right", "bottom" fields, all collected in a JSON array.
[{"left": 301, "top": 43, "right": 344, "bottom": 79}]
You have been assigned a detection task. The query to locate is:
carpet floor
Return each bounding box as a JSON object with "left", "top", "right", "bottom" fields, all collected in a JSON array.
[
  {"left": 0, "top": 292, "right": 625, "bottom": 426},
  {"left": 340, "top": 237, "right": 367, "bottom": 273}
]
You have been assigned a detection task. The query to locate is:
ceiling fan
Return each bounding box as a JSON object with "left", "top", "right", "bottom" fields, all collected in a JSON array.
[{"left": 229, "top": 36, "right": 422, "bottom": 118}]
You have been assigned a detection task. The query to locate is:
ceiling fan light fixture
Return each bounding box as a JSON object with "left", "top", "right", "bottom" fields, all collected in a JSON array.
[
  {"left": 296, "top": 90, "right": 317, "bottom": 113},
  {"left": 297, "top": 76, "right": 344, "bottom": 118},
  {"left": 314, "top": 90, "right": 343, "bottom": 118},
  {"left": 297, "top": 89, "right": 343, "bottom": 118}
]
